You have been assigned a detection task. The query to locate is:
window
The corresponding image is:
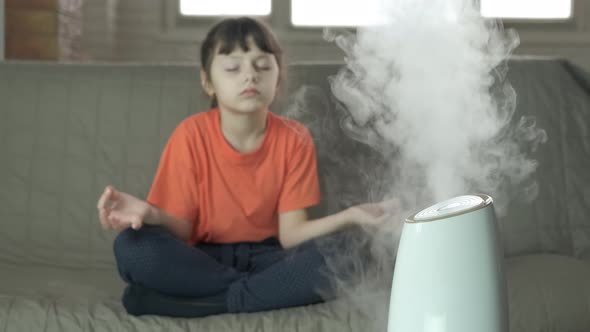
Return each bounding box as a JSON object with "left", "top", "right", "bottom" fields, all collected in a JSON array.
[
  {"left": 179, "top": 0, "right": 271, "bottom": 16},
  {"left": 291, "top": 0, "right": 385, "bottom": 27},
  {"left": 290, "top": 0, "right": 573, "bottom": 27},
  {"left": 480, "top": 0, "right": 572, "bottom": 19},
  {"left": 176, "top": 0, "right": 574, "bottom": 27}
]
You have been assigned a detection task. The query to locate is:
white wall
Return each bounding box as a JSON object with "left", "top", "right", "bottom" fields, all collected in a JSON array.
[
  {"left": 79, "top": 0, "right": 590, "bottom": 70},
  {"left": 0, "top": 0, "right": 4, "bottom": 60},
  {"left": 511, "top": 1, "right": 590, "bottom": 70}
]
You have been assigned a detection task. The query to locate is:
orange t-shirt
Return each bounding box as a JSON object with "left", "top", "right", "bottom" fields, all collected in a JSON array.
[{"left": 146, "top": 108, "right": 321, "bottom": 245}]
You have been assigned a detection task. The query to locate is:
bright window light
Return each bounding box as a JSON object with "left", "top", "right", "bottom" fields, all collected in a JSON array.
[
  {"left": 480, "top": 0, "right": 572, "bottom": 19},
  {"left": 291, "top": 0, "right": 385, "bottom": 26},
  {"left": 180, "top": 0, "right": 271, "bottom": 16}
]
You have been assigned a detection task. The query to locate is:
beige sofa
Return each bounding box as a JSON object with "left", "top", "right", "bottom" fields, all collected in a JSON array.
[{"left": 1, "top": 58, "right": 590, "bottom": 331}]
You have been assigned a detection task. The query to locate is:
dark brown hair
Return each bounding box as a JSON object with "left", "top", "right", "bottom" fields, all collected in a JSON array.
[{"left": 200, "top": 17, "right": 285, "bottom": 108}]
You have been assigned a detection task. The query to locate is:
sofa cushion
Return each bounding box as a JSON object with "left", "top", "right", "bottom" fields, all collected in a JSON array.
[
  {"left": 1, "top": 254, "right": 588, "bottom": 332},
  {"left": 0, "top": 262, "right": 375, "bottom": 332}
]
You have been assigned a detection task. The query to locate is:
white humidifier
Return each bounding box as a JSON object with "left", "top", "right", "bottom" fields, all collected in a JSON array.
[{"left": 387, "top": 194, "right": 508, "bottom": 332}]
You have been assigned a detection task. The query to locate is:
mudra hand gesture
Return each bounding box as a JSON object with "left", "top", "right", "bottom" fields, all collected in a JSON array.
[{"left": 97, "top": 186, "right": 152, "bottom": 231}]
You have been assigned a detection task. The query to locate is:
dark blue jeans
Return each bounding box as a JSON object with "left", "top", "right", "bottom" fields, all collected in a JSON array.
[{"left": 113, "top": 225, "right": 340, "bottom": 314}]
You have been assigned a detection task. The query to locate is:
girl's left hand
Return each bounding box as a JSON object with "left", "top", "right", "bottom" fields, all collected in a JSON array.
[{"left": 347, "top": 199, "right": 400, "bottom": 226}]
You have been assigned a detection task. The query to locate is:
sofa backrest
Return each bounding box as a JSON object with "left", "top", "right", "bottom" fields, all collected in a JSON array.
[{"left": 1, "top": 59, "right": 589, "bottom": 268}]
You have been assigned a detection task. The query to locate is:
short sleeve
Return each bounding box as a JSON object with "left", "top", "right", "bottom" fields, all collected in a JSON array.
[
  {"left": 146, "top": 123, "right": 199, "bottom": 223},
  {"left": 278, "top": 131, "right": 321, "bottom": 213}
]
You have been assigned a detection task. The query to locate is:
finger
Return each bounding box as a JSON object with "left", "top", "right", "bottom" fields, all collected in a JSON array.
[
  {"left": 131, "top": 220, "right": 142, "bottom": 230},
  {"left": 380, "top": 198, "right": 401, "bottom": 210},
  {"left": 375, "top": 204, "right": 386, "bottom": 216},
  {"left": 104, "top": 207, "right": 118, "bottom": 230},
  {"left": 367, "top": 204, "right": 385, "bottom": 217},
  {"left": 358, "top": 203, "right": 377, "bottom": 215},
  {"left": 109, "top": 186, "right": 121, "bottom": 202},
  {"left": 107, "top": 211, "right": 125, "bottom": 231},
  {"left": 97, "top": 186, "right": 113, "bottom": 210},
  {"left": 126, "top": 215, "right": 140, "bottom": 230},
  {"left": 132, "top": 215, "right": 144, "bottom": 230},
  {"left": 109, "top": 210, "right": 124, "bottom": 223},
  {"left": 122, "top": 216, "right": 142, "bottom": 231},
  {"left": 108, "top": 210, "right": 126, "bottom": 230},
  {"left": 110, "top": 211, "right": 140, "bottom": 230},
  {"left": 98, "top": 207, "right": 111, "bottom": 229},
  {"left": 375, "top": 214, "right": 393, "bottom": 225}
]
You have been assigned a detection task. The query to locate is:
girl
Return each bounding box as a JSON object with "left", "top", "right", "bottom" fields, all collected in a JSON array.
[{"left": 96, "top": 16, "right": 389, "bottom": 317}]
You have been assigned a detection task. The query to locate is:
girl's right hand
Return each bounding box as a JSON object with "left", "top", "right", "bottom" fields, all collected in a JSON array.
[{"left": 97, "top": 185, "right": 152, "bottom": 231}]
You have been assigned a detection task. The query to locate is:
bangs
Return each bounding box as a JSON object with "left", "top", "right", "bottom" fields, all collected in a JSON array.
[{"left": 214, "top": 18, "right": 278, "bottom": 55}]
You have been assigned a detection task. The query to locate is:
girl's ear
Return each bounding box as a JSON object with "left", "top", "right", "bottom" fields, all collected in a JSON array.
[{"left": 200, "top": 69, "right": 214, "bottom": 97}]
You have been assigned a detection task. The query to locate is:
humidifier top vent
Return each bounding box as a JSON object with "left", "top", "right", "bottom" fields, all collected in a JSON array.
[{"left": 408, "top": 194, "right": 493, "bottom": 223}]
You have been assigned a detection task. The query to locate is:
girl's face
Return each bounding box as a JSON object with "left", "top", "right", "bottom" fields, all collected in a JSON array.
[{"left": 203, "top": 37, "right": 280, "bottom": 114}]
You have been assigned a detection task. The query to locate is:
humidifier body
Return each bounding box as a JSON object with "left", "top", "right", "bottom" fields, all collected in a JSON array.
[{"left": 387, "top": 194, "right": 508, "bottom": 332}]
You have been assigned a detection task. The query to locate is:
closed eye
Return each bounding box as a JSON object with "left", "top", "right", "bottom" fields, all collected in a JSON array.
[{"left": 255, "top": 58, "right": 271, "bottom": 70}]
